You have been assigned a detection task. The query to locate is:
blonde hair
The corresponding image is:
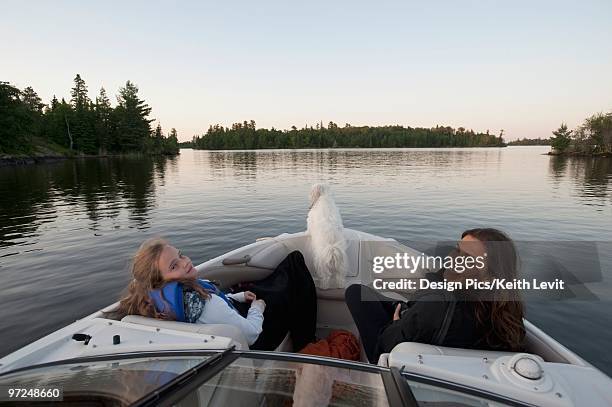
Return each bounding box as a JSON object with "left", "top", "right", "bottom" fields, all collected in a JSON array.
[{"left": 108, "top": 237, "right": 209, "bottom": 320}]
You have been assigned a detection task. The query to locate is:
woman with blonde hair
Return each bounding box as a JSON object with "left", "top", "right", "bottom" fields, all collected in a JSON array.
[{"left": 111, "top": 237, "right": 317, "bottom": 351}]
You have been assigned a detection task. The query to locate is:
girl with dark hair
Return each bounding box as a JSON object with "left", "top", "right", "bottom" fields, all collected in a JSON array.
[{"left": 345, "top": 228, "right": 526, "bottom": 363}]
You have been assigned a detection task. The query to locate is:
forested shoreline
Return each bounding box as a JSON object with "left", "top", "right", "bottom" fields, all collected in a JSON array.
[
  {"left": 507, "top": 137, "right": 551, "bottom": 146},
  {"left": 0, "top": 75, "right": 179, "bottom": 161},
  {"left": 190, "top": 121, "right": 506, "bottom": 150}
]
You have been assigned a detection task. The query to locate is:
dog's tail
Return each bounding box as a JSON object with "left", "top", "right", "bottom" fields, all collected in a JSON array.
[{"left": 314, "top": 239, "right": 348, "bottom": 289}]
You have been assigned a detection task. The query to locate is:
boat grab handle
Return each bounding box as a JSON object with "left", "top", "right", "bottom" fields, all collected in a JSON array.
[
  {"left": 222, "top": 255, "right": 251, "bottom": 266},
  {"left": 72, "top": 333, "right": 92, "bottom": 345}
]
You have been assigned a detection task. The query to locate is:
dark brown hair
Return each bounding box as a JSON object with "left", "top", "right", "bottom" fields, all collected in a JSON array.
[{"left": 461, "top": 228, "right": 526, "bottom": 351}]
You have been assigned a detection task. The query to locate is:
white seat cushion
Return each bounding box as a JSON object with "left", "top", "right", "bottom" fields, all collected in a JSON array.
[
  {"left": 393, "top": 342, "right": 517, "bottom": 358},
  {"left": 380, "top": 342, "right": 518, "bottom": 366},
  {"left": 121, "top": 315, "right": 249, "bottom": 350},
  {"left": 121, "top": 315, "right": 293, "bottom": 352},
  {"left": 254, "top": 233, "right": 361, "bottom": 279},
  {"left": 247, "top": 241, "right": 291, "bottom": 270}
]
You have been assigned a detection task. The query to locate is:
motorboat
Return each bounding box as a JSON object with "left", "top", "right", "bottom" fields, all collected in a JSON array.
[{"left": 0, "top": 228, "right": 611, "bottom": 406}]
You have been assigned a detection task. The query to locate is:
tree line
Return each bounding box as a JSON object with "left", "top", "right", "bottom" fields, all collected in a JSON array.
[
  {"left": 551, "top": 111, "right": 612, "bottom": 154},
  {"left": 0, "top": 75, "right": 179, "bottom": 156},
  {"left": 191, "top": 121, "right": 506, "bottom": 150},
  {"left": 507, "top": 137, "right": 551, "bottom": 146}
]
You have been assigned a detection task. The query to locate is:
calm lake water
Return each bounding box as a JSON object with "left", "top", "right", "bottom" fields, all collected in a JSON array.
[{"left": 1, "top": 146, "right": 611, "bottom": 374}]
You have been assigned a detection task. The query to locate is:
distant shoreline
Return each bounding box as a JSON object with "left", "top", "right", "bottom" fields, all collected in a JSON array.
[
  {"left": 183, "top": 145, "right": 508, "bottom": 151},
  {"left": 546, "top": 151, "right": 612, "bottom": 158},
  {"left": 0, "top": 151, "right": 179, "bottom": 167},
  {"left": 3, "top": 145, "right": 513, "bottom": 166}
]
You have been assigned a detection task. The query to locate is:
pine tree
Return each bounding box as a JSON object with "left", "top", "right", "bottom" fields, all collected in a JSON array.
[
  {"left": 21, "top": 87, "right": 44, "bottom": 113},
  {"left": 153, "top": 123, "right": 164, "bottom": 153},
  {"left": 94, "top": 87, "right": 112, "bottom": 153},
  {"left": 50, "top": 95, "right": 59, "bottom": 110},
  {"left": 164, "top": 128, "right": 179, "bottom": 154},
  {"left": 70, "top": 74, "right": 89, "bottom": 109},
  {"left": 21, "top": 86, "right": 45, "bottom": 139},
  {"left": 0, "top": 82, "right": 33, "bottom": 153},
  {"left": 113, "top": 81, "right": 153, "bottom": 152},
  {"left": 69, "top": 74, "right": 96, "bottom": 153},
  {"left": 551, "top": 123, "right": 572, "bottom": 152},
  {"left": 44, "top": 96, "right": 72, "bottom": 148}
]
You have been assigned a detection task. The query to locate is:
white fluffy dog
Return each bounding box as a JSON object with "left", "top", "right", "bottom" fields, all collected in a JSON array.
[{"left": 306, "top": 184, "right": 348, "bottom": 289}]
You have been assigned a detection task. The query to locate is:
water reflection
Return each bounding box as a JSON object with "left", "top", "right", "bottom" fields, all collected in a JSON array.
[
  {"left": 548, "top": 156, "right": 612, "bottom": 206},
  {"left": 203, "top": 148, "right": 503, "bottom": 181},
  {"left": 2, "top": 150, "right": 611, "bottom": 251},
  {"left": 0, "top": 156, "right": 172, "bottom": 247},
  {"left": 0, "top": 165, "right": 56, "bottom": 249}
]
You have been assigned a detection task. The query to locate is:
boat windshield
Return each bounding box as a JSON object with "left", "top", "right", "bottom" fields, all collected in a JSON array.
[
  {"left": 0, "top": 351, "right": 523, "bottom": 406},
  {"left": 177, "top": 356, "right": 392, "bottom": 407},
  {"left": 0, "top": 352, "right": 395, "bottom": 406},
  {"left": 0, "top": 354, "right": 211, "bottom": 405}
]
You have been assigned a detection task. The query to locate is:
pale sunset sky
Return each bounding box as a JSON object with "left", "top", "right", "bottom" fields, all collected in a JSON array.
[{"left": 1, "top": 0, "right": 611, "bottom": 141}]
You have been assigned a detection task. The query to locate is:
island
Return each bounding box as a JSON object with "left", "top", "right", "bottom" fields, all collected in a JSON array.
[
  {"left": 190, "top": 122, "right": 506, "bottom": 150},
  {"left": 548, "top": 112, "right": 612, "bottom": 157}
]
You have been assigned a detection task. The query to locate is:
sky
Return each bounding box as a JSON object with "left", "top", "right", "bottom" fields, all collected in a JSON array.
[{"left": 1, "top": 0, "right": 611, "bottom": 141}]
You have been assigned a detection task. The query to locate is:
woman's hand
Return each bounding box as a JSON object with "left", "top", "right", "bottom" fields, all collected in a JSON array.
[
  {"left": 244, "top": 291, "right": 256, "bottom": 302},
  {"left": 393, "top": 304, "right": 402, "bottom": 321}
]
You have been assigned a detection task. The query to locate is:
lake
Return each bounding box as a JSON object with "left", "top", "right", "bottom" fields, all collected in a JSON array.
[{"left": 1, "top": 146, "right": 611, "bottom": 375}]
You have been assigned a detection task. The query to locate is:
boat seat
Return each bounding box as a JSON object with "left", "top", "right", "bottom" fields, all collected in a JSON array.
[
  {"left": 316, "top": 288, "right": 346, "bottom": 300},
  {"left": 120, "top": 315, "right": 293, "bottom": 352},
  {"left": 121, "top": 315, "right": 249, "bottom": 349},
  {"left": 378, "top": 342, "right": 518, "bottom": 367}
]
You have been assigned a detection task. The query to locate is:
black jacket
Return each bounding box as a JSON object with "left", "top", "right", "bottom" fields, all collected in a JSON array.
[{"left": 375, "top": 271, "right": 508, "bottom": 360}]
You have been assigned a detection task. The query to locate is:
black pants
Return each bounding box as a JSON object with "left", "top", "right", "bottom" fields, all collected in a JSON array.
[
  {"left": 345, "top": 284, "right": 396, "bottom": 363},
  {"left": 233, "top": 251, "right": 317, "bottom": 352}
]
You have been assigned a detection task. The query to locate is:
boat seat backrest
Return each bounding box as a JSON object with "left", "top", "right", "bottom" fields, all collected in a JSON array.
[
  {"left": 246, "top": 240, "right": 293, "bottom": 270},
  {"left": 197, "top": 240, "right": 292, "bottom": 289},
  {"left": 279, "top": 234, "right": 361, "bottom": 278},
  {"left": 198, "top": 265, "right": 274, "bottom": 290},
  {"left": 121, "top": 315, "right": 249, "bottom": 350},
  {"left": 199, "top": 233, "right": 362, "bottom": 292}
]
